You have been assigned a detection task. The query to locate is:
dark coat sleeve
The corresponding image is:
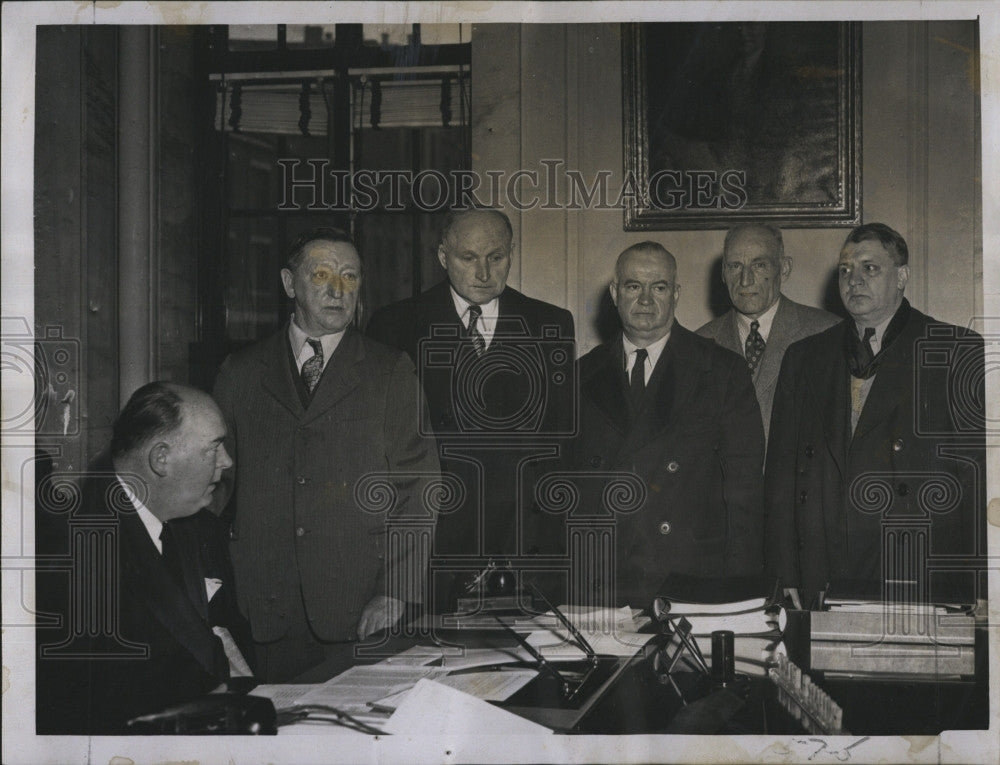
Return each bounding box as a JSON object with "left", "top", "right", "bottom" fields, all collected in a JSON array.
[
  {"left": 763, "top": 342, "right": 804, "bottom": 588},
  {"left": 713, "top": 346, "right": 766, "bottom": 578}
]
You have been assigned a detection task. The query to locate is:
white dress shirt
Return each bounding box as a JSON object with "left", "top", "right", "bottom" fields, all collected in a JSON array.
[
  {"left": 450, "top": 287, "right": 500, "bottom": 349},
  {"left": 622, "top": 330, "right": 670, "bottom": 385},
  {"left": 854, "top": 311, "right": 896, "bottom": 357},
  {"left": 735, "top": 297, "right": 781, "bottom": 350},
  {"left": 288, "top": 315, "right": 346, "bottom": 374}
]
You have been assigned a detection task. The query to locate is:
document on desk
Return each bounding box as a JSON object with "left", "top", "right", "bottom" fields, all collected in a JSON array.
[
  {"left": 376, "top": 669, "right": 537, "bottom": 708},
  {"left": 295, "top": 665, "right": 449, "bottom": 715},
  {"left": 378, "top": 644, "right": 534, "bottom": 670},
  {"left": 662, "top": 598, "right": 786, "bottom": 636},
  {"left": 385, "top": 678, "right": 552, "bottom": 735},
  {"left": 525, "top": 606, "right": 653, "bottom": 658},
  {"left": 249, "top": 684, "right": 318, "bottom": 709}
]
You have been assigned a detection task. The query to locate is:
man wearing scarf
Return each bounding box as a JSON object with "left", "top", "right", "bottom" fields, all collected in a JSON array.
[{"left": 764, "top": 223, "right": 986, "bottom": 609}]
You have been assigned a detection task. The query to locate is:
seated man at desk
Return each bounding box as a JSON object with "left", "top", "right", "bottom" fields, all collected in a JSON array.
[
  {"left": 36, "top": 382, "right": 254, "bottom": 734},
  {"left": 570, "top": 241, "right": 766, "bottom": 607},
  {"left": 765, "top": 223, "right": 986, "bottom": 607}
]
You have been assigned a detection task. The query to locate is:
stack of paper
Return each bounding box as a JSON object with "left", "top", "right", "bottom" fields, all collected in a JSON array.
[{"left": 811, "top": 601, "right": 975, "bottom": 677}]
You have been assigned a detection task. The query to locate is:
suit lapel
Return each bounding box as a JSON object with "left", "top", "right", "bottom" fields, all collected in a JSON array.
[
  {"left": 617, "top": 324, "right": 698, "bottom": 459},
  {"left": 301, "top": 327, "right": 365, "bottom": 424},
  {"left": 718, "top": 310, "right": 744, "bottom": 358},
  {"left": 118, "top": 507, "right": 221, "bottom": 677},
  {"left": 851, "top": 314, "right": 918, "bottom": 443},
  {"left": 260, "top": 330, "right": 305, "bottom": 418},
  {"left": 809, "top": 323, "right": 851, "bottom": 477},
  {"left": 756, "top": 297, "right": 798, "bottom": 397},
  {"left": 582, "top": 338, "right": 629, "bottom": 438}
]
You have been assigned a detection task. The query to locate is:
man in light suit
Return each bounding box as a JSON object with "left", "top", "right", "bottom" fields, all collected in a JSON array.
[
  {"left": 367, "top": 208, "right": 575, "bottom": 608},
  {"left": 572, "top": 242, "right": 765, "bottom": 607},
  {"left": 213, "top": 228, "right": 439, "bottom": 681},
  {"left": 37, "top": 382, "right": 254, "bottom": 734},
  {"left": 698, "top": 224, "right": 838, "bottom": 440},
  {"left": 766, "top": 223, "right": 986, "bottom": 608}
]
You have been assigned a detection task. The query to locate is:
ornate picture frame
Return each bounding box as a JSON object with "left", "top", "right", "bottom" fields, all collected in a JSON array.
[{"left": 623, "top": 21, "right": 862, "bottom": 230}]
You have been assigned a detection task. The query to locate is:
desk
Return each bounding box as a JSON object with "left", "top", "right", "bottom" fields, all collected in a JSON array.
[{"left": 277, "top": 623, "right": 987, "bottom": 736}]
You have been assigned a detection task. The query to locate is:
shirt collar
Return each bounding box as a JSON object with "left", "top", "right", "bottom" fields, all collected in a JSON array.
[
  {"left": 287, "top": 315, "right": 345, "bottom": 365},
  {"left": 854, "top": 309, "right": 896, "bottom": 348},
  {"left": 622, "top": 328, "right": 671, "bottom": 371},
  {"left": 118, "top": 475, "right": 164, "bottom": 554},
  {"left": 449, "top": 286, "right": 500, "bottom": 324},
  {"left": 735, "top": 296, "right": 781, "bottom": 343}
]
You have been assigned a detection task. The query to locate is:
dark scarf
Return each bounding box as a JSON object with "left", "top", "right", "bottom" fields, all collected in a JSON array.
[{"left": 844, "top": 298, "right": 910, "bottom": 379}]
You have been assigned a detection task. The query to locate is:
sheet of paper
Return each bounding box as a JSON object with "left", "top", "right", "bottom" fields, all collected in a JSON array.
[
  {"left": 384, "top": 678, "right": 552, "bottom": 736},
  {"left": 529, "top": 628, "right": 653, "bottom": 658},
  {"left": 377, "top": 644, "right": 444, "bottom": 666},
  {"left": 249, "top": 684, "right": 317, "bottom": 709},
  {"left": 376, "top": 669, "right": 537, "bottom": 708},
  {"left": 436, "top": 670, "right": 537, "bottom": 701},
  {"left": 296, "top": 665, "right": 449, "bottom": 715}
]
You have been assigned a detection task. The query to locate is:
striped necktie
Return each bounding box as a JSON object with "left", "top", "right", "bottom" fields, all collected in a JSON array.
[{"left": 467, "top": 304, "right": 486, "bottom": 357}]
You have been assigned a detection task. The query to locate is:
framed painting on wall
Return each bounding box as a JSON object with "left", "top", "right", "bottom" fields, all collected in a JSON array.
[{"left": 622, "top": 21, "right": 862, "bottom": 230}]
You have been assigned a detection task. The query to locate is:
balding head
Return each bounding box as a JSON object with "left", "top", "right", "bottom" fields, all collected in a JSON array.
[
  {"left": 112, "top": 382, "right": 232, "bottom": 522},
  {"left": 437, "top": 208, "right": 514, "bottom": 305}
]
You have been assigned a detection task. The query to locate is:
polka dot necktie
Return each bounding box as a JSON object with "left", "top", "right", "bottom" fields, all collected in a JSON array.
[
  {"left": 301, "top": 338, "right": 324, "bottom": 394},
  {"left": 467, "top": 304, "right": 486, "bottom": 357},
  {"left": 745, "top": 320, "right": 766, "bottom": 374}
]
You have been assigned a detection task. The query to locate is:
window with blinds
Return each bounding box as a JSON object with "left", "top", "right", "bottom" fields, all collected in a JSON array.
[
  {"left": 213, "top": 70, "right": 468, "bottom": 136},
  {"left": 214, "top": 82, "right": 331, "bottom": 135}
]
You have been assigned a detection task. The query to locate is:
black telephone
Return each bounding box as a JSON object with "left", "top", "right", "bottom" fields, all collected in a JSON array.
[{"left": 126, "top": 693, "right": 277, "bottom": 734}]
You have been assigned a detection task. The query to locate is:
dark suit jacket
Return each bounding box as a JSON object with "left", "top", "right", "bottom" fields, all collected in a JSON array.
[
  {"left": 572, "top": 323, "right": 766, "bottom": 607},
  {"left": 366, "top": 281, "right": 575, "bottom": 557},
  {"left": 36, "top": 465, "right": 252, "bottom": 735},
  {"left": 697, "top": 295, "right": 839, "bottom": 440},
  {"left": 212, "top": 325, "right": 439, "bottom": 642},
  {"left": 765, "top": 305, "right": 986, "bottom": 603}
]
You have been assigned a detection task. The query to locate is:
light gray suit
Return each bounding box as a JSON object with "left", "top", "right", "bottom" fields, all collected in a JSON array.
[{"left": 697, "top": 296, "right": 839, "bottom": 440}]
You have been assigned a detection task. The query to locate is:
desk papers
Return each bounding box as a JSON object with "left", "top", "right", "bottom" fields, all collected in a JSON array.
[{"left": 385, "top": 678, "right": 551, "bottom": 736}]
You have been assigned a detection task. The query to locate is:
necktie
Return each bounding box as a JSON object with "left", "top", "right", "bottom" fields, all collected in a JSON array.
[
  {"left": 159, "top": 523, "right": 186, "bottom": 590},
  {"left": 858, "top": 327, "right": 876, "bottom": 369},
  {"left": 629, "top": 347, "right": 648, "bottom": 412},
  {"left": 745, "top": 319, "right": 766, "bottom": 374},
  {"left": 467, "top": 304, "right": 486, "bottom": 357},
  {"left": 301, "top": 338, "right": 324, "bottom": 393}
]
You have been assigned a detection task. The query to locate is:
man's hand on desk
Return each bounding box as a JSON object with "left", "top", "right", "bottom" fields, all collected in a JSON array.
[{"left": 358, "top": 595, "right": 405, "bottom": 639}]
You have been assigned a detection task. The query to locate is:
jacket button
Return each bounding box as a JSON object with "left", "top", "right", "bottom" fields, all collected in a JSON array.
[
  {"left": 897, "top": 483, "right": 909, "bottom": 497},
  {"left": 659, "top": 521, "right": 672, "bottom": 535},
  {"left": 799, "top": 491, "right": 808, "bottom": 503},
  {"left": 589, "top": 456, "right": 602, "bottom": 468},
  {"left": 666, "top": 461, "right": 679, "bottom": 473},
  {"left": 296, "top": 476, "right": 306, "bottom": 485},
  {"left": 296, "top": 526, "right": 305, "bottom": 537},
  {"left": 893, "top": 439, "right": 904, "bottom": 452},
  {"left": 805, "top": 445, "right": 814, "bottom": 458}
]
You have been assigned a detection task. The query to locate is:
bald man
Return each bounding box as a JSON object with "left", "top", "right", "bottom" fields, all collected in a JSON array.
[
  {"left": 697, "top": 224, "right": 838, "bottom": 440},
  {"left": 367, "top": 208, "right": 575, "bottom": 610},
  {"left": 570, "top": 242, "right": 765, "bottom": 606}
]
